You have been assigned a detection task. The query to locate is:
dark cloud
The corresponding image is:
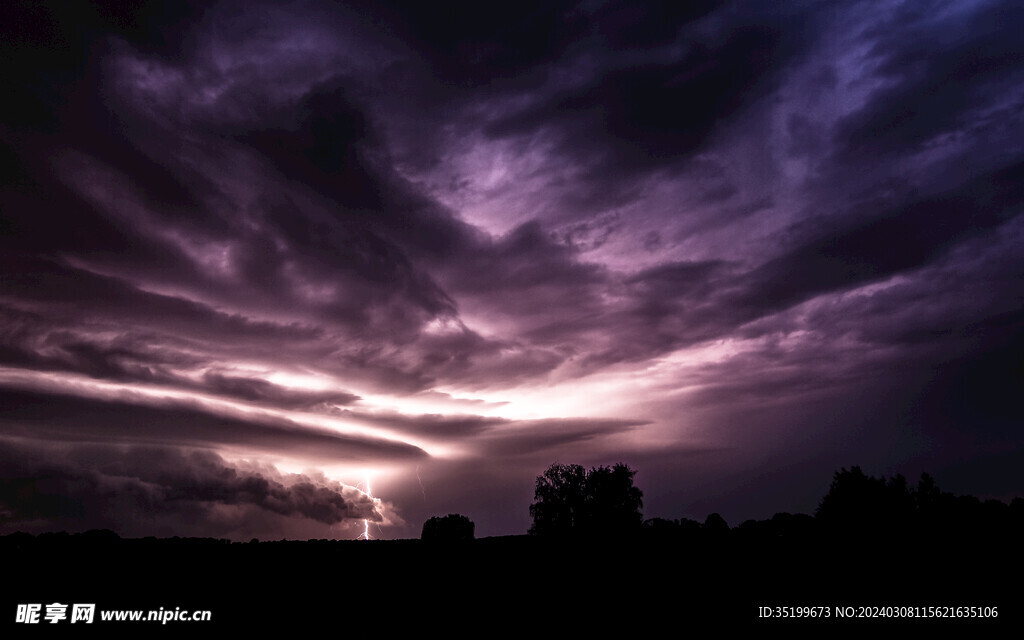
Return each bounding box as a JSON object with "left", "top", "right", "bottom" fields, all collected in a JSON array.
[
  {"left": 1, "top": 0, "right": 1022, "bottom": 538},
  {"left": 331, "top": 410, "right": 646, "bottom": 453},
  {"left": 442, "top": 223, "right": 611, "bottom": 345},
  {"left": 481, "top": 2, "right": 817, "bottom": 185},
  {"left": 739, "top": 160, "right": 1024, "bottom": 315},
  {"left": 0, "top": 257, "right": 324, "bottom": 346},
  {"left": 201, "top": 372, "right": 360, "bottom": 409},
  {"left": 0, "top": 387, "right": 426, "bottom": 463},
  {"left": 0, "top": 440, "right": 380, "bottom": 537},
  {"left": 0, "top": 301, "right": 373, "bottom": 413},
  {"left": 360, "top": 0, "right": 585, "bottom": 89},
  {"left": 474, "top": 417, "right": 648, "bottom": 458},
  {"left": 837, "top": 0, "right": 1024, "bottom": 158},
  {"left": 334, "top": 409, "right": 505, "bottom": 439},
  {"left": 0, "top": 1, "right": 200, "bottom": 131},
  {"left": 589, "top": 0, "right": 722, "bottom": 50}
]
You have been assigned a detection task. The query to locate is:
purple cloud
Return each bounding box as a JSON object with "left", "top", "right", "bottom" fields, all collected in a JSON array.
[{"left": 1, "top": 0, "right": 1022, "bottom": 539}]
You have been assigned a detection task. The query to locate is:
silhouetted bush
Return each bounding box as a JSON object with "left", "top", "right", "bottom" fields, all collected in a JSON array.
[
  {"left": 421, "top": 513, "right": 475, "bottom": 542},
  {"left": 703, "top": 512, "right": 729, "bottom": 534}
]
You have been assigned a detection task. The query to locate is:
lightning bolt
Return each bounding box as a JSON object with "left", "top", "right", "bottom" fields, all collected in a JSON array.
[
  {"left": 357, "top": 477, "right": 373, "bottom": 540},
  {"left": 415, "top": 465, "right": 426, "bottom": 502}
]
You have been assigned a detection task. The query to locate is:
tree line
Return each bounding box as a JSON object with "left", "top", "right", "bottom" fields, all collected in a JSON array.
[{"left": 420, "top": 463, "right": 1024, "bottom": 543}]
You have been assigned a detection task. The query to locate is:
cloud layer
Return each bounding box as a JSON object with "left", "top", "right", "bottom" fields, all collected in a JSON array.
[{"left": 1, "top": 0, "right": 1022, "bottom": 538}]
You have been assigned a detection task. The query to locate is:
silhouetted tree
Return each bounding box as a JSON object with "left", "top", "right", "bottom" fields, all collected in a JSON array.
[
  {"left": 528, "top": 463, "right": 587, "bottom": 536},
  {"left": 421, "top": 513, "right": 475, "bottom": 542},
  {"left": 703, "top": 512, "right": 729, "bottom": 535},
  {"left": 912, "top": 471, "right": 944, "bottom": 523},
  {"left": 529, "top": 462, "right": 642, "bottom": 537},
  {"left": 770, "top": 512, "right": 815, "bottom": 540},
  {"left": 678, "top": 517, "right": 703, "bottom": 532},
  {"left": 582, "top": 464, "right": 644, "bottom": 534},
  {"left": 642, "top": 517, "right": 679, "bottom": 531},
  {"left": 818, "top": 466, "right": 896, "bottom": 533},
  {"left": 817, "top": 466, "right": 945, "bottom": 541},
  {"left": 642, "top": 516, "right": 707, "bottom": 542}
]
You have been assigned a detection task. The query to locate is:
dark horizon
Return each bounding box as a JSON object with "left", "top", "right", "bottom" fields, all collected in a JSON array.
[
  {"left": 2, "top": 463, "right": 1018, "bottom": 542},
  {"left": 2, "top": 0, "right": 1023, "bottom": 541},
  {"left": 5, "top": 465, "right": 1020, "bottom": 629}
]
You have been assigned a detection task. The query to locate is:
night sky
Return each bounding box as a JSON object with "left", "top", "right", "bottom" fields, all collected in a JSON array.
[{"left": 1, "top": 0, "right": 1022, "bottom": 540}]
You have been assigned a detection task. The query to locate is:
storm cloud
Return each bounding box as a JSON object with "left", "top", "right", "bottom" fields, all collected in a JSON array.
[
  {"left": 0, "top": 440, "right": 384, "bottom": 538},
  {"left": 1, "top": 0, "right": 1022, "bottom": 538}
]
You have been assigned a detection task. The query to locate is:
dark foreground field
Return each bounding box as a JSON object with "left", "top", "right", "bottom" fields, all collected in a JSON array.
[{"left": 3, "top": 530, "right": 1021, "bottom": 634}]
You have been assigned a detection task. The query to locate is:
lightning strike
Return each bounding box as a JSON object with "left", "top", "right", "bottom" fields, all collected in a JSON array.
[
  {"left": 415, "top": 465, "right": 426, "bottom": 502},
  {"left": 358, "top": 477, "right": 373, "bottom": 540}
]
